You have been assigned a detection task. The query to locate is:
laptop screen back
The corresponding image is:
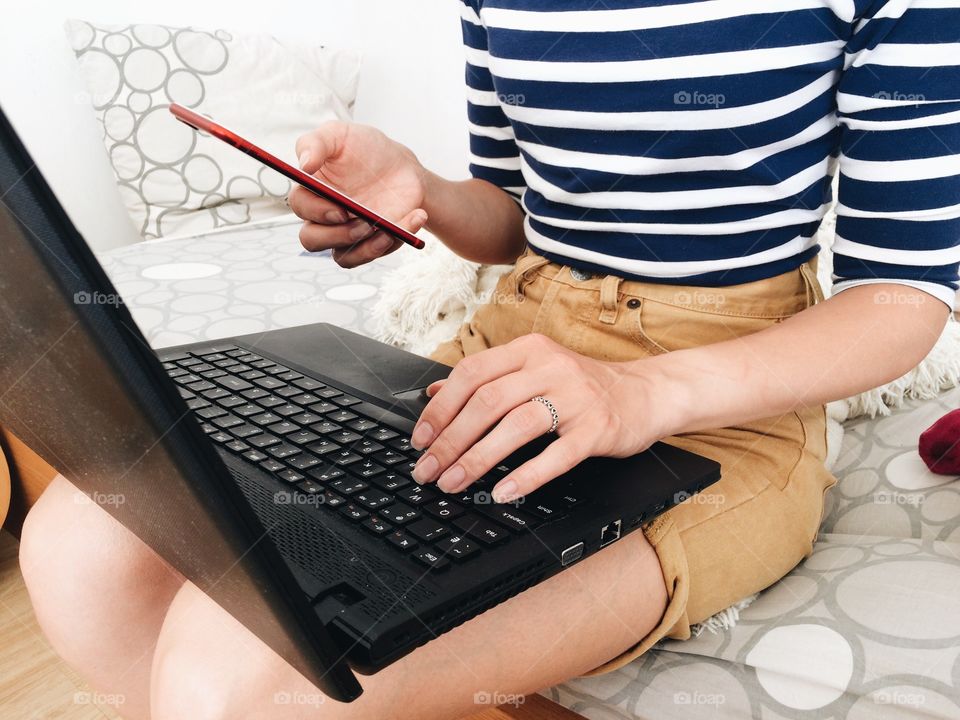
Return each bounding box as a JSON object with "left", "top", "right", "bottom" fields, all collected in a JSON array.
[{"left": 0, "top": 107, "right": 361, "bottom": 702}]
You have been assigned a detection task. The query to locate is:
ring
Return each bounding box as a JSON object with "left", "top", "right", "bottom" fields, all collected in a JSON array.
[{"left": 531, "top": 395, "right": 559, "bottom": 434}]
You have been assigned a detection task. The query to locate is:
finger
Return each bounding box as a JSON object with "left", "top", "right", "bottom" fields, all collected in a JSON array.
[
  {"left": 295, "top": 121, "right": 346, "bottom": 175},
  {"left": 299, "top": 218, "right": 379, "bottom": 253},
  {"left": 332, "top": 208, "right": 427, "bottom": 268},
  {"left": 435, "top": 395, "right": 555, "bottom": 493},
  {"left": 425, "top": 379, "right": 446, "bottom": 397},
  {"left": 413, "top": 334, "right": 544, "bottom": 450},
  {"left": 491, "top": 433, "right": 587, "bottom": 503},
  {"left": 288, "top": 186, "right": 349, "bottom": 225},
  {"left": 418, "top": 370, "right": 546, "bottom": 486}
]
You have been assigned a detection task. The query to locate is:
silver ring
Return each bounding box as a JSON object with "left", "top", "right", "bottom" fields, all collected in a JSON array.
[{"left": 531, "top": 395, "right": 559, "bottom": 434}]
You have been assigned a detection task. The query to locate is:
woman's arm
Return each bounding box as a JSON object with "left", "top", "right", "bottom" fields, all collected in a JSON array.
[
  {"left": 640, "top": 284, "right": 951, "bottom": 439},
  {"left": 410, "top": 285, "right": 950, "bottom": 502}
]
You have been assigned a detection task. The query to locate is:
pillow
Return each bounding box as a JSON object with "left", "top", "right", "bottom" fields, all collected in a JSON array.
[{"left": 65, "top": 20, "right": 361, "bottom": 240}]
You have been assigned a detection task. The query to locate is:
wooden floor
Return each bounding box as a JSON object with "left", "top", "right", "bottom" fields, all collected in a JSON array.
[{"left": 0, "top": 531, "right": 120, "bottom": 720}]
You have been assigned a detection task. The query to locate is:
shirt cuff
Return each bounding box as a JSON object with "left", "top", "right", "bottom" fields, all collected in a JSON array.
[{"left": 831, "top": 277, "right": 958, "bottom": 311}]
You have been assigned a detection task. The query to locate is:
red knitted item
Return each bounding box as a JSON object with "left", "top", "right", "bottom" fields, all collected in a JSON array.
[{"left": 919, "top": 409, "right": 960, "bottom": 475}]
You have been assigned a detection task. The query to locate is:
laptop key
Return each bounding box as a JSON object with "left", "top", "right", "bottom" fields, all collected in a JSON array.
[
  {"left": 454, "top": 514, "right": 509, "bottom": 546},
  {"left": 474, "top": 505, "right": 537, "bottom": 532},
  {"left": 250, "top": 359, "right": 275, "bottom": 370},
  {"left": 372, "top": 450, "right": 404, "bottom": 466},
  {"left": 352, "top": 460, "right": 386, "bottom": 479},
  {"left": 196, "top": 406, "right": 226, "bottom": 420},
  {"left": 370, "top": 473, "right": 409, "bottom": 492},
  {"left": 224, "top": 440, "right": 248, "bottom": 453},
  {"left": 305, "top": 439, "right": 340, "bottom": 456},
  {"left": 173, "top": 373, "right": 201, "bottom": 386},
  {"left": 258, "top": 396, "right": 286, "bottom": 409},
  {"left": 411, "top": 549, "right": 449, "bottom": 571},
  {"left": 354, "top": 440, "right": 384, "bottom": 456},
  {"left": 288, "top": 454, "right": 321, "bottom": 471},
  {"left": 250, "top": 412, "right": 282, "bottom": 426},
  {"left": 321, "top": 491, "right": 346, "bottom": 508},
  {"left": 361, "top": 516, "right": 392, "bottom": 535},
  {"left": 309, "top": 420, "right": 342, "bottom": 435},
  {"left": 407, "top": 519, "right": 448, "bottom": 543},
  {"left": 229, "top": 424, "right": 262, "bottom": 439},
  {"left": 233, "top": 403, "right": 262, "bottom": 417},
  {"left": 317, "top": 388, "right": 342, "bottom": 400},
  {"left": 293, "top": 378, "right": 325, "bottom": 391},
  {"left": 424, "top": 499, "right": 464, "bottom": 521},
  {"left": 254, "top": 377, "right": 285, "bottom": 390},
  {"left": 243, "top": 450, "right": 270, "bottom": 464},
  {"left": 397, "top": 485, "right": 438, "bottom": 506},
  {"left": 266, "top": 421, "right": 300, "bottom": 436},
  {"left": 525, "top": 499, "right": 565, "bottom": 521},
  {"left": 213, "top": 415, "right": 243, "bottom": 429},
  {"left": 278, "top": 371, "right": 302, "bottom": 382},
  {"left": 273, "top": 404, "right": 302, "bottom": 417},
  {"left": 368, "top": 427, "right": 399, "bottom": 442},
  {"left": 260, "top": 459, "right": 285, "bottom": 473},
  {"left": 265, "top": 365, "right": 293, "bottom": 376},
  {"left": 328, "top": 477, "right": 367, "bottom": 495},
  {"left": 328, "top": 409, "right": 358, "bottom": 424},
  {"left": 347, "top": 418, "right": 379, "bottom": 433},
  {"left": 354, "top": 490, "right": 392, "bottom": 510},
  {"left": 307, "top": 402, "right": 338, "bottom": 415},
  {"left": 267, "top": 443, "right": 299, "bottom": 460},
  {"left": 290, "top": 412, "right": 323, "bottom": 426},
  {"left": 201, "top": 388, "right": 231, "bottom": 401},
  {"left": 306, "top": 467, "right": 345, "bottom": 484},
  {"left": 186, "top": 397, "right": 211, "bottom": 410},
  {"left": 388, "top": 436, "right": 414, "bottom": 453},
  {"left": 339, "top": 503, "right": 369, "bottom": 522},
  {"left": 200, "top": 423, "right": 218, "bottom": 434},
  {"left": 332, "top": 451, "right": 362, "bottom": 467},
  {"left": 240, "top": 370, "right": 266, "bottom": 381},
  {"left": 218, "top": 395, "right": 246, "bottom": 408},
  {"left": 248, "top": 434, "right": 281, "bottom": 449},
  {"left": 385, "top": 531, "right": 417, "bottom": 551},
  {"left": 288, "top": 431, "right": 321, "bottom": 446},
  {"left": 187, "top": 380, "right": 217, "bottom": 392},
  {"left": 275, "top": 386, "right": 302, "bottom": 398},
  {"left": 209, "top": 431, "right": 233, "bottom": 444},
  {"left": 216, "top": 376, "right": 252, "bottom": 392},
  {"left": 328, "top": 430, "right": 362, "bottom": 445},
  {"left": 436, "top": 535, "right": 480, "bottom": 562},
  {"left": 290, "top": 393, "right": 320, "bottom": 406},
  {"left": 332, "top": 394, "right": 363, "bottom": 407},
  {"left": 276, "top": 469, "right": 305, "bottom": 484},
  {"left": 380, "top": 503, "right": 419, "bottom": 525}
]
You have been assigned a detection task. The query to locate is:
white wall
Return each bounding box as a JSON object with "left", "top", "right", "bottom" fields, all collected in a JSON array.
[{"left": 0, "top": 0, "right": 470, "bottom": 251}]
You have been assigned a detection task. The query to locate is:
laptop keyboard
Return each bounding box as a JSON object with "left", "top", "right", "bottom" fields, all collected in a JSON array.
[{"left": 160, "top": 345, "right": 585, "bottom": 571}]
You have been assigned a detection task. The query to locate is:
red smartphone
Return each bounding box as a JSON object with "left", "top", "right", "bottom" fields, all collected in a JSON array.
[{"left": 169, "top": 103, "right": 425, "bottom": 250}]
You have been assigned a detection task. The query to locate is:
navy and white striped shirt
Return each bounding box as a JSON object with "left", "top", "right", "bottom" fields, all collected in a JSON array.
[{"left": 460, "top": 0, "right": 960, "bottom": 307}]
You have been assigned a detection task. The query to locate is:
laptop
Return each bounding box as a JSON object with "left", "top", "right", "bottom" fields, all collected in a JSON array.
[{"left": 0, "top": 106, "right": 720, "bottom": 702}]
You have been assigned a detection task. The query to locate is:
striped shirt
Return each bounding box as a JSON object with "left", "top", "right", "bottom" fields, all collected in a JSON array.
[{"left": 460, "top": 0, "right": 960, "bottom": 307}]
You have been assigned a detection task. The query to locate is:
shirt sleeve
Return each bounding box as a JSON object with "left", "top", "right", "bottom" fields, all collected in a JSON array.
[
  {"left": 833, "top": 0, "right": 960, "bottom": 309},
  {"left": 459, "top": 0, "right": 526, "bottom": 201}
]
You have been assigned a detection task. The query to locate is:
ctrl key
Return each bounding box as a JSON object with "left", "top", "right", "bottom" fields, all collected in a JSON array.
[{"left": 411, "top": 549, "right": 450, "bottom": 571}]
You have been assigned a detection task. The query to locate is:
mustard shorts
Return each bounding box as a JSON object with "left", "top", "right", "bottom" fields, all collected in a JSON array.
[{"left": 429, "top": 248, "right": 838, "bottom": 674}]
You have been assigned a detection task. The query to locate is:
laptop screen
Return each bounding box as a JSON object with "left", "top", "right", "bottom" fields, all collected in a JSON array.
[{"left": 0, "top": 107, "right": 362, "bottom": 701}]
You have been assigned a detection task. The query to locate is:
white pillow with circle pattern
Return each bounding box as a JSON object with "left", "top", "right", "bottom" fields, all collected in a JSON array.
[{"left": 65, "top": 19, "right": 361, "bottom": 240}]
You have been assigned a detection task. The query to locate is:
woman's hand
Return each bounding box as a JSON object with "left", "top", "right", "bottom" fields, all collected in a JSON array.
[
  {"left": 410, "top": 334, "right": 673, "bottom": 503},
  {"left": 289, "top": 122, "right": 428, "bottom": 268}
]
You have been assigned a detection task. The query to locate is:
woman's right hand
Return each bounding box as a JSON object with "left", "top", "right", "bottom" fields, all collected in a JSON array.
[{"left": 290, "top": 122, "right": 429, "bottom": 268}]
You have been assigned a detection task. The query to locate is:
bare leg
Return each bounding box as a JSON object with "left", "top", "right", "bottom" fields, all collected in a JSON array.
[
  {"left": 19, "top": 476, "right": 185, "bottom": 720},
  {"left": 150, "top": 527, "right": 666, "bottom": 720}
]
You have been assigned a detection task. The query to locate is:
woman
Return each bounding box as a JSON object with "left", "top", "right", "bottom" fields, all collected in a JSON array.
[{"left": 20, "top": 2, "right": 958, "bottom": 718}]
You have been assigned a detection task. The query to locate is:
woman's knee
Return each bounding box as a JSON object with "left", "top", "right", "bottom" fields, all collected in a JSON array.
[{"left": 19, "top": 475, "right": 183, "bottom": 674}]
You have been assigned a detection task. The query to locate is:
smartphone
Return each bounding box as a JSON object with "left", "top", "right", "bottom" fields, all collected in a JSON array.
[{"left": 169, "top": 103, "right": 425, "bottom": 250}]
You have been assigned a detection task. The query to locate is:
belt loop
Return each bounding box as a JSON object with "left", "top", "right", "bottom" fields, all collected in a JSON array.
[
  {"left": 799, "top": 260, "right": 825, "bottom": 306},
  {"left": 598, "top": 274, "right": 622, "bottom": 324},
  {"left": 511, "top": 248, "right": 551, "bottom": 299}
]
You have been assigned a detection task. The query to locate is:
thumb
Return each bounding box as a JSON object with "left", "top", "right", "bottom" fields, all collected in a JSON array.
[
  {"left": 295, "top": 122, "right": 345, "bottom": 175},
  {"left": 398, "top": 208, "right": 428, "bottom": 234}
]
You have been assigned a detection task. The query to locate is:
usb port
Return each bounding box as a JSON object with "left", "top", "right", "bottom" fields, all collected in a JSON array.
[
  {"left": 599, "top": 519, "right": 622, "bottom": 548},
  {"left": 561, "top": 542, "right": 584, "bottom": 566}
]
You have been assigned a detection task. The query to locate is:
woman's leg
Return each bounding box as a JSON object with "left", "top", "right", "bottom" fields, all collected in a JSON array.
[
  {"left": 19, "top": 476, "right": 185, "bottom": 720},
  {"left": 150, "top": 527, "right": 667, "bottom": 720}
]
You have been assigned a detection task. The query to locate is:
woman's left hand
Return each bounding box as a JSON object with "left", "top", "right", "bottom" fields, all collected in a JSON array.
[{"left": 410, "top": 333, "right": 670, "bottom": 503}]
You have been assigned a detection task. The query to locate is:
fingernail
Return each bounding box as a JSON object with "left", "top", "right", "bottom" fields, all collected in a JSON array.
[
  {"left": 411, "top": 421, "right": 433, "bottom": 450},
  {"left": 325, "top": 210, "right": 346, "bottom": 223},
  {"left": 492, "top": 479, "right": 518, "bottom": 504},
  {"left": 298, "top": 151, "right": 311, "bottom": 169},
  {"left": 373, "top": 234, "right": 392, "bottom": 251},
  {"left": 349, "top": 222, "right": 372, "bottom": 241},
  {"left": 412, "top": 454, "right": 438, "bottom": 484},
  {"left": 437, "top": 465, "right": 465, "bottom": 493}
]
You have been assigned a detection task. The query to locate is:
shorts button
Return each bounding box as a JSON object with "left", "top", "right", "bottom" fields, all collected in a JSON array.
[
  {"left": 570, "top": 267, "right": 593, "bottom": 281},
  {"left": 626, "top": 298, "right": 641, "bottom": 309}
]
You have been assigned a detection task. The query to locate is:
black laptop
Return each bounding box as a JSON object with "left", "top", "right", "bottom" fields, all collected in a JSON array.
[{"left": 0, "top": 107, "right": 720, "bottom": 702}]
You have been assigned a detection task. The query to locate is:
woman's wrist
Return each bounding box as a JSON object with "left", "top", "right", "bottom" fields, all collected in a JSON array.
[{"left": 617, "top": 353, "right": 698, "bottom": 445}]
